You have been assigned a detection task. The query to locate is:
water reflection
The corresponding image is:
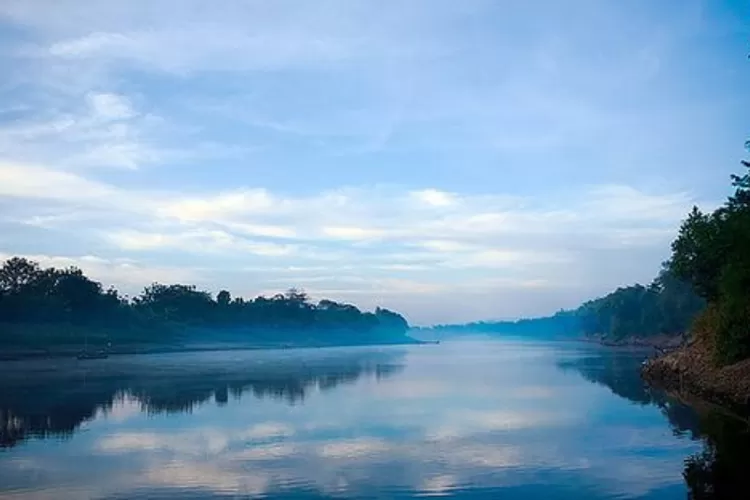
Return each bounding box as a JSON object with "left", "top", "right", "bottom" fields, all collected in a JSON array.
[
  {"left": 558, "top": 348, "right": 750, "bottom": 500},
  {"left": 557, "top": 350, "right": 701, "bottom": 438},
  {"left": 0, "top": 347, "right": 405, "bottom": 448},
  {"left": 680, "top": 401, "right": 750, "bottom": 499},
  {"left": 0, "top": 341, "right": 747, "bottom": 499}
]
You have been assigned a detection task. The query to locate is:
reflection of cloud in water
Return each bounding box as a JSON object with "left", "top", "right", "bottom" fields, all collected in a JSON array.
[
  {"left": 0, "top": 342, "right": 708, "bottom": 499},
  {"left": 239, "top": 422, "right": 295, "bottom": 440},
  {"left": 448, "top": 444, "right": 524, "bottom": 468},
  {"left": 146, "top": 461, "right": 271, "bottom": 496},
  {"left": 0, "top": 347, "right": 405, "bottom": 448},
  {"left": 232, "top": 443, "right": 297, "bottom": 461},
  {"left": 318, "top": 438, "right": 389, "bottom": 459},
  {"left": 426, "top": 409, "right": 574, "bottom": 441},
  {"left": 97, "top": 421, "right": 294, "bottom": 455},
  {"left": 420, "top": 474, "right": 458, "bottom": 496},
  {"left": 97, "top": 429, "right": 232, "bottom": 455}
]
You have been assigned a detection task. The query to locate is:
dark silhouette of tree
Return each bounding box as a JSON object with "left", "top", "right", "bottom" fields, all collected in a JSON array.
[
  {"left": 0, "top": 257, "right": 412, "bottom": 354},
  {"left": 669, "top": 142, "right": 750, "bottom": 364}
]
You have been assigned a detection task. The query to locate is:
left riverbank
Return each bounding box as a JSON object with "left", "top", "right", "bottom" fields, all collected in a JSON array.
[{"left": 0, "top": 337, "right": 425, "bottom": 361}]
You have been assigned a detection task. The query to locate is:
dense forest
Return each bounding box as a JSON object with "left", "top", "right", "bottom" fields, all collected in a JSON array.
[
  {"left": 667, "top": 142, "right": 750, "bottom": 365},
  {"left": 0, "top": 257, "right": 412, "bottom": 355}
]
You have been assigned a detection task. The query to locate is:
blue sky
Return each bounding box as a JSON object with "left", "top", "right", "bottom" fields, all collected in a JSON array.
[{"left": 0, "top": 0, "right": 748, "bottom": 325}]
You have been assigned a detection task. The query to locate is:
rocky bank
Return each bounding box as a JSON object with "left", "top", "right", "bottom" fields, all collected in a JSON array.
[{"left": 641, "top": 341, "right": 750, "bottom": 414}]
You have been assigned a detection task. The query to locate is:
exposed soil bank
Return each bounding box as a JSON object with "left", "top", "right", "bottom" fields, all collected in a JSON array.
[{"left": 642, "top": 342, "right": 750, "bottom": 414}]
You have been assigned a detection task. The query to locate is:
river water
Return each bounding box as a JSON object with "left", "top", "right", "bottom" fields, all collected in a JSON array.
[{"left": 0, "top": 340, "right": 746, "bottom": 499}]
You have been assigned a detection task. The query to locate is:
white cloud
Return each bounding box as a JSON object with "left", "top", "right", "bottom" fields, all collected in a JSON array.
[
  {"left": 419, "top": 240, "right": 473, "bottom": 253},
  {"left": 87, "top": 92, "right": 136, "bottom": 120},
  {"left": 107, "top": 229, "right": 298, "bottom": 257},
  {"left": 411, "top": 189, "right": 457, "bottom": 207},
  {"left": 0, "top": 92, "right": 166, "bottom": 170},
  {"left": 49, "top": 32, "right": 136, "bottom": 58},
  {"left": 0, "top": 158, "right": 706, "bottom": 321},
  {"left": 0, "top": 162, "right": 115, "bottom": 201},
  {"left": 322, "top": 226, "right": 386, "bottom": 241},
  {"left": 159, "top": 190, "right": 277, "bottom": 222},
  {"left": 0, "top": 0, "right": 734, "bottom": 323}
]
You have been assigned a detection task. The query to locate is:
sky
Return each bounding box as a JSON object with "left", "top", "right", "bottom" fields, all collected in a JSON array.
[{"left": 0, "top": 0, "right": 748, "bottom": 325}]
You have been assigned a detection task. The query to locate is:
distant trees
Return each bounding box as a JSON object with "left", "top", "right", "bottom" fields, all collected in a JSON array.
[
  {"left": 423, "top": 311, "right": 580, "bottom": 339},
  {"left": 577, "top": 267, "right": 705, "bottom": 341},
  {"left": 422, "top": 271, "right": 703, "bottom": 343},
  {"left": 0, "top": 257, "right": 411, "bottom": 349}
]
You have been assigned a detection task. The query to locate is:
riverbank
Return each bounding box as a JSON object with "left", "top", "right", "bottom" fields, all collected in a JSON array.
[
  {"left": 583, "top": 333, "right": 685, "bottom": 351},
  {"left": 641, "top": 342, "right": 750, "bottom": 414},
  {"left": 0, "top": 337, "right": 425, "bottom": 361}
]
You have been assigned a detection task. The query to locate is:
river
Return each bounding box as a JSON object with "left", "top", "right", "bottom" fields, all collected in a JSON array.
[{"left": 0, "top": 340, "right": 747, "bottom": 499}]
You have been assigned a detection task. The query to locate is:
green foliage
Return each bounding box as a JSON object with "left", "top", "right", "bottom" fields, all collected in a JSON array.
[
  {"left": 0, "top": 257, "right": 411, "bottom": 350},
  {"left": 669, "top": 144, "right": 750, "bottom": 365},
  {"left": 576, "top": 267, "right": 705, "bottom": 341}
]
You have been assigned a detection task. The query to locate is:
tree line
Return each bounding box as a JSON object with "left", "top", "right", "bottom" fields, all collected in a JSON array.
[
  {"left": 0, "top": 257, "right": 411, "bottom": 350},
  {"left": 667, "top": 142, "right": 750, "bottom": 365},
  {"left": 420, "top": 269, "right": 704, "bottom": 343},
  {"left": 576, "top": 267, "right": 705, "bottom": 341},
  {"left": 547, "top": 140, "right": 750, "bottom": 365}
]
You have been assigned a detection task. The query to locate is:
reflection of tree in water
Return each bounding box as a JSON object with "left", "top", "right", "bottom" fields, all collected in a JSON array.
[
  {"left": 558, "top": 350, "right": 750, "bottom": 499},
  {"left": 682, "top": 406, "right": 750, "bottom": 499},
  {"left": 557, "top": 351, "right": 701, "bottom": 437},
  {"left": 0, "top": 349, "right": 405, "bottom": 448}
]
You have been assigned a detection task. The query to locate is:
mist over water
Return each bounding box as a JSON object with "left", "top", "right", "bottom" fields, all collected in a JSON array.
[{"left": 0, "top": 341, "right": 742, "bottom": 499}]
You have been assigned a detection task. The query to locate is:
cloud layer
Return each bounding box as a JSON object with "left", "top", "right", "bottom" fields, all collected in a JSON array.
[{"left": 0, "top": 0, "right": 747, "bottom": 323}]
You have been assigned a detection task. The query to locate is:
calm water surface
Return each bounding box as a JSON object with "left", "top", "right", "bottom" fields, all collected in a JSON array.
[{"left": 0, "top": 340, "right": 745, "bottom": 499}]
